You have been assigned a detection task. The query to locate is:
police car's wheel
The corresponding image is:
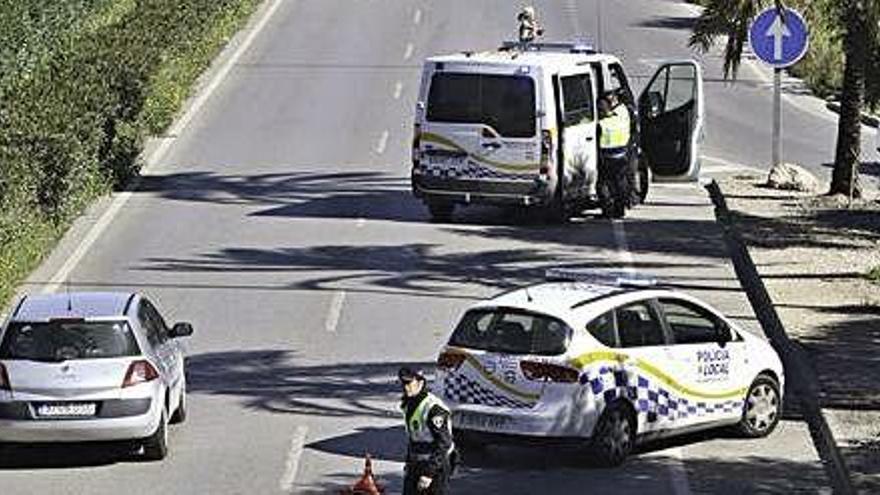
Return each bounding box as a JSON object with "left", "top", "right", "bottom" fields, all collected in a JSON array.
[
  {"left": 427, "top": 202, "right": 454, "bottom": 222},
  {"left": 592, "top": 402, "right": 635, "bottom": 467},
  {"left": 737, "top": 375, "right": 781, "bottom": 438}
]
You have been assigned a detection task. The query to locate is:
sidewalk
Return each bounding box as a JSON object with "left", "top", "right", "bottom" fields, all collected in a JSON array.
[{"left": 715, "top": 173, "right": 880, "bottom": 493}]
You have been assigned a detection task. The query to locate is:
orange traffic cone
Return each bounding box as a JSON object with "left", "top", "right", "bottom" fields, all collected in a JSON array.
[{"left": 340, "top": 453, "right": 385, "bottom": 495}]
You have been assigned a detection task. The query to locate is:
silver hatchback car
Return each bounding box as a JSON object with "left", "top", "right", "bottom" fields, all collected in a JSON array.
[{"left": 0, "top": 292, "right": 192, "bottom": 460}]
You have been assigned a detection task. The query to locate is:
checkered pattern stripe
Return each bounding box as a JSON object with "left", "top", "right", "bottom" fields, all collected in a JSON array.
[
  {"left": 442, "top": 373, "right": 535, "bottom": 409},
  {"left": 418, "top": 161, "right": 535, "bottom": 181},
  {"left": 580, "top": 366, "right": 743, "bottom": 421}
]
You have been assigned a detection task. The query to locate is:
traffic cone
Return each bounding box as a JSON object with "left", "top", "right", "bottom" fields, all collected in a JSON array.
[{"left": 340, "top": 453, "right": 384, "bottom": 494}]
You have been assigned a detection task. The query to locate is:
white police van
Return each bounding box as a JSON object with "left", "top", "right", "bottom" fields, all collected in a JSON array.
[
  {"left": 434, "top": 269, "right": 784, "bottom": 466},
  {"left": 411, "top": 41, "right": 704, "bottom": 221}
]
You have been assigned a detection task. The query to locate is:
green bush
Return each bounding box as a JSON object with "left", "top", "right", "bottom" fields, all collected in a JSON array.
[{"left": 0, "top": 0, "right": 261, "bottom": 306}]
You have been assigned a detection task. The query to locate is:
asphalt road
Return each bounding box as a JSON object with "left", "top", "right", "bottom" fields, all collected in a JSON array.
[{"left": 3, "top": 0, "right": 860, "bottom": 493}]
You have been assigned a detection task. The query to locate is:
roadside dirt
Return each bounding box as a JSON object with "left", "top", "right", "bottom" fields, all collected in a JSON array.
[{"left": 718, "top": 173, "right": 880, "bottom": 492}]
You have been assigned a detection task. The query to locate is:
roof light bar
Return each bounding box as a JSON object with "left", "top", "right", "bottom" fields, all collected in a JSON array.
[
  {"left": 500, "top": 41, "right": 596, "bottom": 54},
  {"left": 545, "top": 268, "right": 657, "bottom": 288}
]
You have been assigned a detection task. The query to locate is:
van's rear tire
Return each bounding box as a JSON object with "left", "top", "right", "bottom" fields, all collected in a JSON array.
[{"left": 427, "top": 202, "right": 454, "bottom": 222}]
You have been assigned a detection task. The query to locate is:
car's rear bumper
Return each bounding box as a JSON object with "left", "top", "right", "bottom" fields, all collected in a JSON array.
[
  {"left": 0, "top": 398, "right": 160, "bottom": 443},
  {"left": 448, "top": 398, "right": 599, "bottom": 440}
]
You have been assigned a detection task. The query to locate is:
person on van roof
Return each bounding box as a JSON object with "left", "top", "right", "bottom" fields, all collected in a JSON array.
[
  {"left": 597, "top": 92, "right": 634, "bottom": 218},
  {"left": 517, "top": 6, "right": 544, "bottom": 44}
]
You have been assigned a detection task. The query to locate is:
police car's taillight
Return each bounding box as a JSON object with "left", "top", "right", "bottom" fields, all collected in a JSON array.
[
  {"left": 437, "top": 351, "right": 465, "bottom": 371},
  {"left": 412, "top": 124, "right": 422, "bottom": 167},
  {"left": 122, "top": 360, "right": 159, "bottom": 388},
  {"left": 539, "top": 130, "right": 552, "bottom": 175},
  {"left": 0, "top": 363, "right": 10, "bottom": 391},
  {"left": 520, "top": 361, "right": 579, "bottom": 383}
]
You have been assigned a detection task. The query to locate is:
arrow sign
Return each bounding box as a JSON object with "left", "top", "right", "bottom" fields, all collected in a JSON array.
[
  {"left": 749, "top": 7, "right": 809, "bottom": 68},
  {"left": 767, "top": 13, "right": 791, "bottom": 61}
]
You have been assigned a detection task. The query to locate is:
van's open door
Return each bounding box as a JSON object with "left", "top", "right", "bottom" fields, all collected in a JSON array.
[{"left": 638, "top": 61, "right": 703, "bottom": 180}]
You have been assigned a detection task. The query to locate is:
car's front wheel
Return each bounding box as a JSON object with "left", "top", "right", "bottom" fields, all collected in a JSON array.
[
  {"left": 591, "top": 402, "right": 635, "bottom": 467},
  {"left": 142, "top": 410, "right": 169, "bottom": 461},
  {"left": 736, "top": 374, "right": 781, "bottom": 438}
]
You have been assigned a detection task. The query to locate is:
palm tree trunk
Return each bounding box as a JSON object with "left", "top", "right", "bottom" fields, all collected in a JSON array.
[{"left": 830, "top": 1, "right": 868, "bottom": 198}]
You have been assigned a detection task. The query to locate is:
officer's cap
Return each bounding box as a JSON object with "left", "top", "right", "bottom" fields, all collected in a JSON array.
[{"left": 398, "top": 367, "right": 425, "bottom": 384}]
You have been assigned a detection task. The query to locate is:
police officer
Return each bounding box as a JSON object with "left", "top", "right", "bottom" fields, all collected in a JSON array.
[
  {"left": 399, "top": 367, "right": 455, "bottom": 494},
  {"left": 597, "top": 91, "right": 634, "bottom": 218}
]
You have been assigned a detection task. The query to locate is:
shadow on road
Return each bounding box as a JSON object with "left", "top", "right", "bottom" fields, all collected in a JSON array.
[{"left": 0, "top": 442, "right": 134, "bottom": 470}]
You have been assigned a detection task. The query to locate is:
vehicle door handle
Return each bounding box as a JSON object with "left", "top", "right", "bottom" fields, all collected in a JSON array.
[
  {"left": 585, "top": 136, "right": 594, "bottom": 142},
  {"left": 481, "top": 142, "right": 502, "bottom": 149}
]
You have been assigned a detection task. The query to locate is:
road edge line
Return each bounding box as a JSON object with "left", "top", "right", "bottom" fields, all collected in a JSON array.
[
  {"left": 704, "top": 179, "right": 855, "bottom": 495},
  {"left": 38, "top": 0, "right": 286, "bottom": 294}
]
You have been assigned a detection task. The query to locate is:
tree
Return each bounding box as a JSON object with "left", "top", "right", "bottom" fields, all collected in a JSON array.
[{"left": 689, "top": 0, "right": 878, "bottom": 199}]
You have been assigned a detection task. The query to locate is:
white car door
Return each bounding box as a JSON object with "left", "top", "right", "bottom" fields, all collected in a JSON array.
[
  {"left": 656, "top": 297, "right": 748, "bottom": 428},
  {"left": 612, "top": 300, "right": 673, "bottom": 435},
  {"left": 638, "top": 61, "right": 704, "bottom": 180},
  {"left": 555, "top": 67, "right": 599, "bottom": 197}
]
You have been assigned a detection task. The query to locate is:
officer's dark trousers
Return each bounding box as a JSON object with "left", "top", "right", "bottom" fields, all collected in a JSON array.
[
  {"left": 598, "top": 149, "right": 630, "bottom": 218},
  {"left": 403, "top": 459, "right": 451, "bottom": 495}
]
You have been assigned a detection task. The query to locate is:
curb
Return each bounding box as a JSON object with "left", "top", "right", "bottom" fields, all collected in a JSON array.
[{"left": 705, "top": 180, "right": 855, "bottom": 495}]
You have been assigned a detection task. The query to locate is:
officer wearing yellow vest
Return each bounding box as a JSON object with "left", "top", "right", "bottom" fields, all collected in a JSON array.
[
  {"left": 399, "top": 367, "right": 456, "bottom": 494},
  {"left": 597, "top": 91, "right": 634, "bottom": 218}
]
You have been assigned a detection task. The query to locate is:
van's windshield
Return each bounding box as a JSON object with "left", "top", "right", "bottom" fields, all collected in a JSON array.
[
  {"left": 426, "top": 73, "right": 536, "bottom": 138},
  {"left": 449, "top": 307, "right": 571, "bottom": 355}
]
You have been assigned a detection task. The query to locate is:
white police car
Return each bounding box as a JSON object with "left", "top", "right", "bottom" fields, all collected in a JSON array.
[{"left": 434, "top": 269, "right": 784, "bottom": 466}]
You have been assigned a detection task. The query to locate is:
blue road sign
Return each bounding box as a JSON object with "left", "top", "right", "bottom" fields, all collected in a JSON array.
[{"left": 749, "top": 7, "right": 809, "bottom": 68}]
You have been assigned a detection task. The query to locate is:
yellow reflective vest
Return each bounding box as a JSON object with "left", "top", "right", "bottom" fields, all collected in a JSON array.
[{"left": 599, "top": 105, "right": 631, "bottom": 150}]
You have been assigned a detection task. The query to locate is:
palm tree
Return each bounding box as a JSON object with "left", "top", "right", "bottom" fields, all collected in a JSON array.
[{"left": 689, "top": 0, "right": 876, "bottom": 199}]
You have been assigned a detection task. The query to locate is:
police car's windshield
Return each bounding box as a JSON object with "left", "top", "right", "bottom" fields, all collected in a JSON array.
[
  {"left": 449, "top": 308, "right": 571, "bottom": 355},
  {"left": 426, "top": 73, "right": 536, "bottom": 138}
]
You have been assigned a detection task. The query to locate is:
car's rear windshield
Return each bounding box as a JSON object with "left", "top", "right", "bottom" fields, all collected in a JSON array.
[
  {"left": 449, "top": 308, "right": 571, "bottom": 355},
  {"left": 0, "top": 320, "right": 140, "bottom": 361},
  {"left": 426, "top": 73, "right": 536, "bottom": 138}
]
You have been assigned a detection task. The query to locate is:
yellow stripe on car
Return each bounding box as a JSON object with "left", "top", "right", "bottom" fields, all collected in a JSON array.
[{"left": 568, "top": 351, "right": 748, "bottom": 400}]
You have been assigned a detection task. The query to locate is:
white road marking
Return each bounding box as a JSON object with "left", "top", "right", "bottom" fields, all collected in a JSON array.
[
  {"left": 413, "top": 8, "right": 422, "bottom": 25},
  {"left": 324, "top": 290, "right": 346, "bottom": 333},
  {"left": 403, "top": 43, "right": 414, "bottom": 61},
  {"left": 610, "top": 221, "right": 691, "bottom": 495},
  {"left": 39, "top": 0, "right": 287, "bottom": 294},
  {"left": 375, "top": 130, "right": 390, "bottom": 154},
  {"left": 393, "top": 81, "right": 403, "bottom": 100},
  {"left": 279, "top": 425, "right": 308, "bottom": 492}
]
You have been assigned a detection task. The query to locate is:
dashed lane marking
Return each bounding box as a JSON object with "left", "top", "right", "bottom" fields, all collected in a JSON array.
[
  {"left": 375, "top": 130, "right": 390, "bottom": 154},
  {"left": 279, "top": 425, "right": 308, "bottom": 493},
  {"left": 324, "top": 291, "right": 346, "bottom": 333}
]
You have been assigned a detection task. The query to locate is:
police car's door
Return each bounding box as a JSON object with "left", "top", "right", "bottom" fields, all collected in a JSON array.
[
  {"left": 655, "top": 297, "right": 746, "bottom": 427},
  {"left": 638, "top": 61, "right": 704, "bottom": 180},
  {"left": 554, "top": 67, "right": 599, "bottom": 198}
]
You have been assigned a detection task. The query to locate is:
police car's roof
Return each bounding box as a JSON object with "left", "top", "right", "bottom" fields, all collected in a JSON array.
[
  {"left": 12, "top": 292, "right": 135, "bottom": 321},
  {"left": 476, "top": 282, "right": 625, "bottom": 314},
  {"left": 427, "top": 48, "right": 614, "bottom": 70}
]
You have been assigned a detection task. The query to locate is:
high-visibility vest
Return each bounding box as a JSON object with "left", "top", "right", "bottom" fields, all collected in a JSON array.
[
  {"left": 599, "top": 106, "right": 631, "bottom": 150},
  {"left": 402, "top": 393, "right": 454, "bottom": 460}
]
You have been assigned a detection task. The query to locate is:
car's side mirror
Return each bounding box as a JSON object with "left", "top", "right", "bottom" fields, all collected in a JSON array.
[{"left": 170, "top": 322, "right": 194, "bottom": 338}]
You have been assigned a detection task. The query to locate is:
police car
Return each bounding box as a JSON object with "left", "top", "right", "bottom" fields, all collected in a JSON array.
[
  {"left": 434, "top": 269, "right": 784, "bottom": 466},
  {"left": 411, "top": 39, "right": 704, "bottom": 221}
]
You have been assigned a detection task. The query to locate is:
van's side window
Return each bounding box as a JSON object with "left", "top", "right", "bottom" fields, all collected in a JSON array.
[{"left": 561, "top": 74, "right": 594, "bottom": 126}]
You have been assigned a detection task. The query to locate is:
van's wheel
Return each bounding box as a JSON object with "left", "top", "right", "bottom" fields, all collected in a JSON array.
[
  {"left": 142, "top": 410, "right": 169, "bottom": 461},
  {"left": 736, "top": 374, "right": 781, "bottom": 438},
  {"left": 427, "top": 201, "right": 454, "bottom": 222},
  {"left": 591, "top": 402, "right": 635, "bottom": 467},
  {"left": 636, "top": 163, "right": 651, "bottom": 205}
]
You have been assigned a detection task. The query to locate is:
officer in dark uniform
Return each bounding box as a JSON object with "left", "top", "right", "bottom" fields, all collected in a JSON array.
[{"left": 398, "top": 367, "right": 455, "bottom": 495}]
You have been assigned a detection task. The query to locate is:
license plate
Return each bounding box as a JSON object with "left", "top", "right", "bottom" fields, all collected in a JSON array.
[
  {"left": 454, "top": 411, "right": 511, "bottom": 431},
  {"left": 36, "top": 403, "right": 97, "bottom": 418}
]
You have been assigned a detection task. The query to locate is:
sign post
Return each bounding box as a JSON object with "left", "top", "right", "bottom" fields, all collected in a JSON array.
[{"left": 748, "top": 7, "right": 809, "bottom": 168}]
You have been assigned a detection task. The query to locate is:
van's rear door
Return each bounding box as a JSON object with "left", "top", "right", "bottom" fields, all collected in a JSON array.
[
  {"left": 555, "top": 66, "right": 599, "bottom": 196},
  {"left": 420, "top": 64, "right": 542, "bottom": 180}
]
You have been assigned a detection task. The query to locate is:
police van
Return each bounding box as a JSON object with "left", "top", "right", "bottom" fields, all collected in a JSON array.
[
  {"left": 411, "top": 41, "right": 704, "bottom": 221},
  {"left": 434, "top": 269, "right": 784, "bottom": 466}
]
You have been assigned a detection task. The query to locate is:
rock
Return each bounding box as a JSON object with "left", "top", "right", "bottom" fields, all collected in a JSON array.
[{"left": 766, "top": 163, "right": 820, "bottom": 193}]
